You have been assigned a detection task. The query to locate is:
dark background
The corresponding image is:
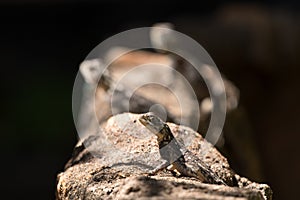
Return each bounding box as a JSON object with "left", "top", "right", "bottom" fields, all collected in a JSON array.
[{"left": 1, "top": 0, "right": 299, "bottom": 199}]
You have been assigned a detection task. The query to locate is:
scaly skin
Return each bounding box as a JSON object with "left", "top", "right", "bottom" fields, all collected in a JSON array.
[{"left": 139, "top": 112, "right": 226, "bottom": 185}]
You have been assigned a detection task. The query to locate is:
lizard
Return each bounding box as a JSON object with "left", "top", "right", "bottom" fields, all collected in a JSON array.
[{"left": 139, "top": 112, "right": 227, "bottom": 185}]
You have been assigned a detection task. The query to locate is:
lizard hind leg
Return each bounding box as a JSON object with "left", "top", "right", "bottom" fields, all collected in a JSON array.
[{"left": 167, "top": 164, "right": 182, "bottom": 177}]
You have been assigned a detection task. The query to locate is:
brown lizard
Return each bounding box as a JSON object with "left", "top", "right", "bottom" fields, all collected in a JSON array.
[{"left": 139, "top": 112, "right": 226, "bottom": 185}]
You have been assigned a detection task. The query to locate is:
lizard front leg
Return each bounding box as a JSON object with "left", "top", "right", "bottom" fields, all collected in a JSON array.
[{"left": 148, "top": 160, "right": 169, "bottom": 175}]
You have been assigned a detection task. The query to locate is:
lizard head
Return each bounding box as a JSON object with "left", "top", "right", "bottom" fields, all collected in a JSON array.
[{"left": 139, "top": 113, "right": 166, "bottom": 137}]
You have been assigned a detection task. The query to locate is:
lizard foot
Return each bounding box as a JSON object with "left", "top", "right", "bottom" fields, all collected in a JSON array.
[{"left": 147, "top": 160, "right": 169, "bottom": 176}]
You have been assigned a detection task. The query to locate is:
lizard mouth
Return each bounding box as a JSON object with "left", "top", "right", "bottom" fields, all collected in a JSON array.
[{"left": 139, "top": 114, "right": 162, "bottom": 134}]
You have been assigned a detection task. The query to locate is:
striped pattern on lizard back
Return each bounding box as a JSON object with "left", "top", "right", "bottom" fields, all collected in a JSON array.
[{"left": 139, "top": 112, "right": 226, "bottom": 185}]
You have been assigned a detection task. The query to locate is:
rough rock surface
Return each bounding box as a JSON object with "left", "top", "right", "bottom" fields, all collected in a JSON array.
[{"left": 56, "top": 113, "right": 272, "bottom": 200}]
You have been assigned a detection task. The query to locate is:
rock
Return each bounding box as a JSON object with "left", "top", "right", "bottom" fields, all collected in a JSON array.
[
  {"left": 91, "top": 42, "right": 261, "bottom": 181},
  {"left": 56, "top": 113, "right": 272, "bottom": 200}
]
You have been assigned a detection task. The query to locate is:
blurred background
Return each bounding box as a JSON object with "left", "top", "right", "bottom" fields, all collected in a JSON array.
[{"left": 0, "top": 0, "right": 299, "bottom": 199}]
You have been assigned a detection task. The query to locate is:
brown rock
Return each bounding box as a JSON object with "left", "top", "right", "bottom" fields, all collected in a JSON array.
[{"left": 56, "top": 113, "right": 272, "bottom": 200}]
